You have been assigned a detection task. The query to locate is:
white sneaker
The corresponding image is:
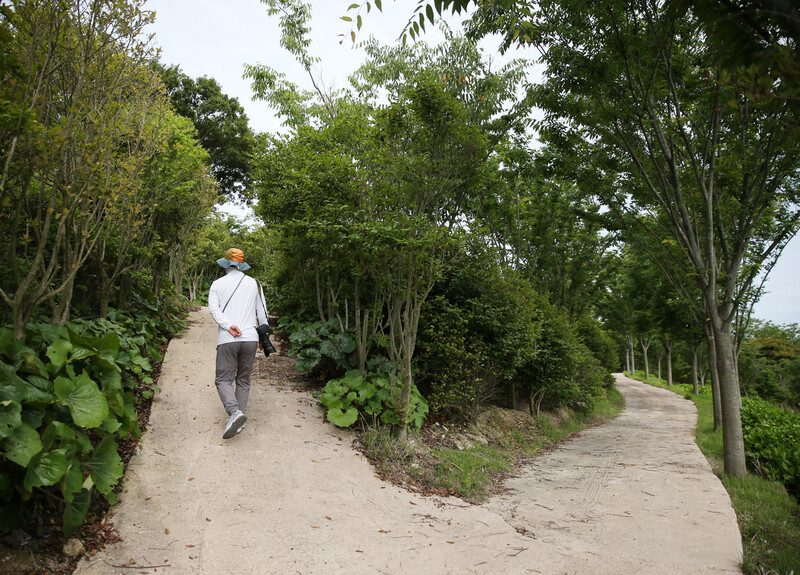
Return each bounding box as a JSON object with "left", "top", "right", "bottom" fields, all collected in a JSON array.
[{"left": 223, "top": 410, "right": 247, "bottom": 439}]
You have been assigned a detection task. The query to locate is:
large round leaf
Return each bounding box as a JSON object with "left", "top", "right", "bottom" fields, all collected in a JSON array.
[
  {"left": 42, "top": 421, "right": 92, "bottom": 456},
  {"left": 296, "top": 347, "right": 322, "bottom": 372},
  {"left": 62, "top": 488, "right": 90, "bottom": 536},
  {"left": 24, "top": 449, "right": 68, "bottom": 491},
  {"left": 46, "top": 339, "right": 72, "bottom": 368},
  {"left": 326, "top": 407, "right": 359, "bottom": 427},
  {"left": 83, "top": 435, "right": 123, "bottom": 496},
  {"left": 54, "top": 373, "right": 109, "bottom": 428},
  {"left": 0, "top": 422, "right": 43, "bottom": 467}
]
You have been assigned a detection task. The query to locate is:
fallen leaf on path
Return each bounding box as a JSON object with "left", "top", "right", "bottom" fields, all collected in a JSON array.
[
  {"left": 164, "top": 528, "right": 170, "bottom": 534},
  {"left": 378, "top": 529, "right": 389, "bottom": 533},
  {"left": 311, "top": 525, "right": 319, "bottom": 529},
  {"left": 325, "top": 516, "right": 332, "bottom": 520},
  {"left": 205, "top": 518, "right": 211, "bottom": 522},
  {"left": 188, "top": 477, "right": 195, "bottom": 481}
]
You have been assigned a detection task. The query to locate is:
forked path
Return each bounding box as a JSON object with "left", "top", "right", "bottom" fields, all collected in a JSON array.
[{"left": 75, "top": 310, "right": 742, "bottom": 575}]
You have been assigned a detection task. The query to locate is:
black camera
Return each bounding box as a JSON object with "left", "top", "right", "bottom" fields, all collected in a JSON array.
[{"left": 256, "top": 324, "right": 277, "bottom": 357}]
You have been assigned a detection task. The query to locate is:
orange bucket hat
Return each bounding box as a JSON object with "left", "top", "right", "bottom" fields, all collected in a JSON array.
[{"left": 216, "top": 248, "right": 251, "bottom": 271}]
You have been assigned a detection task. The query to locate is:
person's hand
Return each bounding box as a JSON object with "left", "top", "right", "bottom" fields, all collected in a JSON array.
[
  {"left": 258, "top": 342, "right": 263, "bottom": 351},
  {"left": 228, "top": 325, "right": 242, "bottom": 337}
]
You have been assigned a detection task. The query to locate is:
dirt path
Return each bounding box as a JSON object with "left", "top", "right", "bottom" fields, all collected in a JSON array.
[{"left": 75, "top": 310, "right": 742, "bottom": 575}]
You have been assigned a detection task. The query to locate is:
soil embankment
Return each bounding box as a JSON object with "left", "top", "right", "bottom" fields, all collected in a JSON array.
[{"left": 75, "top": 309, "right": 742, "bottom": 574}]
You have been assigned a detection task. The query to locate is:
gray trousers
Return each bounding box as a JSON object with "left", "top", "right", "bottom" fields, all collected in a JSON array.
[{"left": 215, "top": 341, "right": 258, "bottom": 416}]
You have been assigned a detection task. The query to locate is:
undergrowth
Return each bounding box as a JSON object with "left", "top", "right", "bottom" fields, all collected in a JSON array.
[{"left": 359, "top": 386, "right": 625, "bottom": 503}]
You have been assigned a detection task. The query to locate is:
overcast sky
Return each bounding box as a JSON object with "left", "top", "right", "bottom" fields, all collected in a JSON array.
[{"left": 143, "top": 0, "right": 800, "bottom": 327}]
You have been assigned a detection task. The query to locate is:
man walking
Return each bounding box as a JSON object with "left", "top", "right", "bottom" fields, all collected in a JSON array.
[{"left": 208, "top": 248, "right": 269, "bottom": 439}]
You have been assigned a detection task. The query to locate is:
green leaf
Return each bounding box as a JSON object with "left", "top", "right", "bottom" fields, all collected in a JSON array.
[
  {"left": 100, "top": 414, "right": 123, "bottom": 434},
  {"left": 27, "top": 375, "right": 53, "bottom": 393},
  {"left": 0, "top": 423, "right": 43, "bottom": 467},
  {"left": 94, "top": 333, "right": 120, "bottom": 369},
  {"left": 83, "top": 435, "right": 123, "bottom": 495},
  {"left": 60, "top": 463, "right": 84, "bottom": 502},
  {"left": 46, "top": 339, "right": 72, "bottom": 368},
  {"left": 69, "top": 345, "right": 94, "bottom": 363},
  {"left": 42, "top": 421, "right": 93, "bottom": 456},
  {"left": 327, "top": 407, "right": 359, "bottom": 427},
  {"left": 24, "top": 449, "right": 68, "bottom": 491},
  {"left": 341, "top": 15, "right": 352, "bottom": 21},
  {"left": 62, "top": 489, "right": 90, "bottom": 536},
  {"left": 54, "top": 372, "right": 109, "bottom": 428},
  {"left": 295, "top": 347, "right": 322, "bottom": 372},
  {"left": 16, "top": 348, "right": 48, "bottom": 378},
  {"left": 0, "top": 399, "right": 22, "bottom": 441}
]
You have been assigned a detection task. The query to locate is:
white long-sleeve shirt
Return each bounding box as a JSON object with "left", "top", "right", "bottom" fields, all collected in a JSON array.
[{"left": 208, "top": 268, "right": 269, "bottom": 346}]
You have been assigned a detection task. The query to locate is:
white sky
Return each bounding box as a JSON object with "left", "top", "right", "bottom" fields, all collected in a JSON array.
[{"left": 143, "top": 0, "right": 800, "bottom": 326}]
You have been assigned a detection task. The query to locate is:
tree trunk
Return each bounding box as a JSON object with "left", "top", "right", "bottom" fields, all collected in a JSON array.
[
  {"left": 656, "top": 350, "right": 662, "bottom": 380},
  {"left": 689, "top": 341, "right": 700, "bottom": 395},
  {"left": 640, "top": 335, "right": 651, "bottom": 380},
  {"left": 704, "top": 328, "right": 723, "bottom": 430},
  {"left": 666, "top": 345, "right": 673, "bottom": 386},
  {"left": 660, "top": 337, "right": 674, "bottom": 386},
  {"left": 712, "top": 321, "right": 747, "bottom": 477}
]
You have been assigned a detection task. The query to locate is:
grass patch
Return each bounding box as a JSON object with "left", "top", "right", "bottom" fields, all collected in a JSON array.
[
  {"left": 359, "top": 386, "right": 625, "bottom": 503},
  {"left": 627, "top": 371, "right": 800, "bottom": 575}
]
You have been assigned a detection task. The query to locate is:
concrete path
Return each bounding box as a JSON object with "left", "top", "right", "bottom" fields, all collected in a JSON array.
[{"left": 75, "top": 309, "right": 742, "bottom": 574}]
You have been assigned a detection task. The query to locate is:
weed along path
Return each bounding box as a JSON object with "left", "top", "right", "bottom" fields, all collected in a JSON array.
[{"left": 75, "top": 311, "right": 742, "bottom": 575}]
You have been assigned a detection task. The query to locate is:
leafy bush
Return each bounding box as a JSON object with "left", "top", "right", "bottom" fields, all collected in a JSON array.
[
  {"left": 574, "top": 316, "right": 619, "bottom": 376},
  {"left": 518, "top": 303, "right": 610, "bottom": 413},
  {"left": 415, "top": 296, "right": 500, "bottom": 420},
  {"left": 285, "top": 318, "right": 356, "bottom": 375},
  {"left": 741, "top": 396, "right": 800, "bottom": 498},
  {"left": 316, "top": 369, "right": 428, "bottom": 430},
  {"left": 0, "top": 298, "right": 183, "bottom": 536}
]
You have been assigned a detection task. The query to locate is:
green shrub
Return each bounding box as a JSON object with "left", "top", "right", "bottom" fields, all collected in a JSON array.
[
  {"left": 414, "top": 296, "right": 500, "bottom": 420},
  {"left": 316, "top": 369, "right": 428, "bottom": 430},
  {"left": 285, "top": 318, "right": 356, "bottom": 375},
  {"left": 574, "top": 315, "right": 620, "bottom": 374},
  {"left": 740, "top": 396, "right": 800, "bottom": 498},
  {"left": 0, "top": 297, "right": 182, "bottom": 536}
]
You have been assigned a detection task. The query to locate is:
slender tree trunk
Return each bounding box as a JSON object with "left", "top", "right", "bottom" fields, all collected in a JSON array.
[
  {"left": 656, "top": 350, "right": 662, "bottom": 380},
  {"left": 660, "top": 337, "right": 674, "bottom": 386},
  {"left": 704, "top": 328, "right": 723, "bottom": 430},
  {"left": 689, "top": 341, "right": 700, "bottom": 395},
  {"left": 666, "top": 345, "right": 673, "bottom": 386},
  {"left": 640, "top": 335, "right": 651, "bottom": 380}
]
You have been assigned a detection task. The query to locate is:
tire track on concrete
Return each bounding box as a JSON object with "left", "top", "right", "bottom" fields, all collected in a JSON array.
[{"left": 484, "top": 374, "right": 743, "bottom": 574}]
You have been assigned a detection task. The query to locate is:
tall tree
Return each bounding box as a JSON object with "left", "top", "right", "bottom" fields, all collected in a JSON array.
[
  {"left": 155, "top": 63, "right": 254, "bottom": 201},
  {"left": 0, "top": 0, "right": 165, "bottom": 338},
  {"left": 519, "top": 1, "right": 800, "bottom": 477}
]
